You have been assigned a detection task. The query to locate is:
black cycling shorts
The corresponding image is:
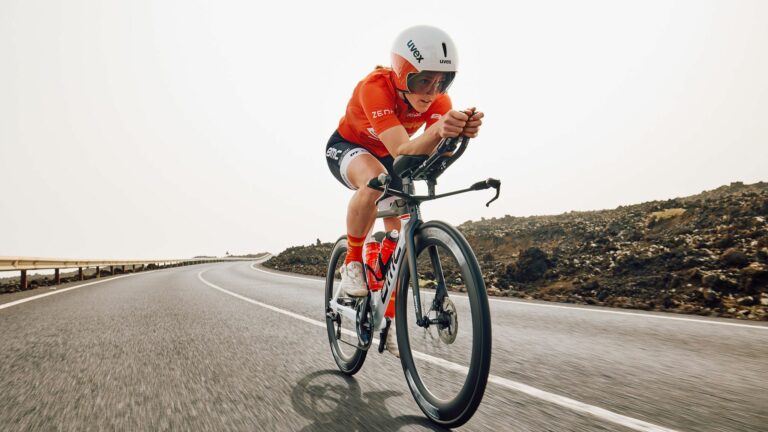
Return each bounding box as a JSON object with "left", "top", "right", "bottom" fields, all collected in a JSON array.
[{"left": 325, "top": 130, "right": 403, "bottom": 191}]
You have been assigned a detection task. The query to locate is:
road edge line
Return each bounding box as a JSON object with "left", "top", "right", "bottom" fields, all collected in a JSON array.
[
  {"left": 0, "top": 274, "right": 134, "bottom": 310},
  {"left": 197, "top": 270, "right": 681, "bottom": 432}
]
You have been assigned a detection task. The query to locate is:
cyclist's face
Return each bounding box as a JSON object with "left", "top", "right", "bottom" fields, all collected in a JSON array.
[{"left": 404, "top": 92, "right": 435, "bottom": 113}]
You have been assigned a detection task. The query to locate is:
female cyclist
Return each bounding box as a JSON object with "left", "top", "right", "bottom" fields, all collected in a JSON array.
[{"left": 325, "top": 25, "right": 483, "bottom": 355}]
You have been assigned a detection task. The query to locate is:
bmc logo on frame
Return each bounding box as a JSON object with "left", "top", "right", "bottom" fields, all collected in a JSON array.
[{"left": 326, "top": 148, "right": 342, "bottom": 160}]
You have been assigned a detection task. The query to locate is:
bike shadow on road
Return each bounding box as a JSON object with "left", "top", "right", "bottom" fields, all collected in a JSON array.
[{"left": 291, "top": 369, "right": 450, "bottom": 432}]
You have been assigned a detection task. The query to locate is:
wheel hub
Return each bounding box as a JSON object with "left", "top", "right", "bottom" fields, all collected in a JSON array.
[{"left": 438, "top": 296, "right": 458, "bottom": 344}]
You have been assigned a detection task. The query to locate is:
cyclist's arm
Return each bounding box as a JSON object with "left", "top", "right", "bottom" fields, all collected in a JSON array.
[
  {"left": 378, "top": 124, "right": 440, "bottom": 157},
  {"left": 379, "top": 111, "right": 469, "bottom": 157}
]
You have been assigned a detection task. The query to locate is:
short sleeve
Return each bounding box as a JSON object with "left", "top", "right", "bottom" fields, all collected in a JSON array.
[
  {"left": 359, "top": 79, "right": 402, "bottom": 136},
  {"left": 425, "top": 94, "right": 452, "bottom": 129}
]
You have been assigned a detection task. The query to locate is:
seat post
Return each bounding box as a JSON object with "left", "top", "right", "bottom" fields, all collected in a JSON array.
[
  {"left": 402, "top": 177, "right": 415, "bottom": 195},
  {"left": 400, "top": 177, "right": 423, "bottom": 221}
]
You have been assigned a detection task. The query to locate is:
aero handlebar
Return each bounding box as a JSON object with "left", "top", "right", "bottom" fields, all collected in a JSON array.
[{"left": 367, "top": 133, "right": 501, "bottom": 207}]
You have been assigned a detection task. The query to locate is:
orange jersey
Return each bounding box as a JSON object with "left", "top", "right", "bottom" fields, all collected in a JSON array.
[{"left": 337, "top": 68, "right": 452, "bottom": 158}]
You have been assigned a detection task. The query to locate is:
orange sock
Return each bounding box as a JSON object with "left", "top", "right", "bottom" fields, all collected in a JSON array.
[{"left": 345, "top": 234, "right": 366, "bottom": 265}]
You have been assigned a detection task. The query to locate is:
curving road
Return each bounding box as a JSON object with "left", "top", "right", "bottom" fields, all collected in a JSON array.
[{"left": 0, "top": 261, "right": 766, "bottom": 431}]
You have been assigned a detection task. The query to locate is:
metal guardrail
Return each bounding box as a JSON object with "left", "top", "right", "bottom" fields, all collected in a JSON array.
[
  {"left": 0, "top": 256, "right": 261, "bottom": 271},
  {"left": 0, "top": 255, "right": 267, "bottom": 290}
]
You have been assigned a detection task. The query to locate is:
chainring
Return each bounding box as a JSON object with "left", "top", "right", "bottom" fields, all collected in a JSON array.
[{"left": 356, "top": 299, "right": 374, "bottom": 349}]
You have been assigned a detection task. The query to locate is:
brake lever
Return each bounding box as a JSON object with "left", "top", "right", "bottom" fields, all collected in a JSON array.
[
  {"left": 486, "top": 180, "right": 500, "bottom": 207},
  {"left": 470, "top": 178, "right": 501, "bottom": 206}
]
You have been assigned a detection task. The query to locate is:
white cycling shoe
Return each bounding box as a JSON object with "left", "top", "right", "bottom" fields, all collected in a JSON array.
[{"left": 340, "top": 261, "right": 368, "bottom": 297}]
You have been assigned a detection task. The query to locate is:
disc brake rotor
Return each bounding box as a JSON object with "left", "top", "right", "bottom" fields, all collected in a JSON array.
[
  {"left": 356, "top": 300, "right": 374, "bottom": 348},
  {"left": 438, "top": 296, "right": 458, "bottom": 344}
]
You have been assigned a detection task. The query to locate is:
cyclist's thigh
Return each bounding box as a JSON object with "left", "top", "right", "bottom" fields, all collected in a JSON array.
[
  {"left": 325, "top": 132, "right": 399, "bottom": 190},
  {"left": 326, "top": 139, "right": 374, "bottom": 190}
]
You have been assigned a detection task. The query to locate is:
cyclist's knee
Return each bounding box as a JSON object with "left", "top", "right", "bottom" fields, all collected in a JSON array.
[
  {"left": 355, "top": 183, "right": 380, "bottom": 204},
  {"left": 347, "top": 154, "right": 387, "bottom": 189}
]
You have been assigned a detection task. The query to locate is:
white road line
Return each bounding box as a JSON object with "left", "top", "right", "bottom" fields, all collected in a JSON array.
[
  {"left": 250, "top": 262, "right": 768, "bottom": 331},
  {"left": 0, "top": 262, "right": 246, "bottom": 311},
  {"left": 197, "top": 271, "right": 323, "bottom": 329},
  {"left": 0, "top": 274, "right": 134, "bottom": 310},
  {"left": 197, "top": 270, "right": 681, "bottom": 432},
  {"left": 250, "top": 262, "right": 324, "bottom": 282},
  {"left": 0, "top": 262, "right": 258, "bottom": 312}
]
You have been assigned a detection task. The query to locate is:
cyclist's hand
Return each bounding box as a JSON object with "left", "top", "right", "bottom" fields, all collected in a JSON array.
[
  {"left": 435, "top": 110, "right": 470, "bottom": 138},
  {"left": 461, "top": 108, "right": 484, "bottom": 138}
]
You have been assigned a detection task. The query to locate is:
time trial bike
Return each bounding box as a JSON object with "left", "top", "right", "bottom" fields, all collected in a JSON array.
[{"left": 324, "top": 135, "right": 500, "bottom": 427}]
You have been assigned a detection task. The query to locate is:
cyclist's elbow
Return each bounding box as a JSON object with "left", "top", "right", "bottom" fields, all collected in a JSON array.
[{"left": 388, "top": 142, "right": 410, "bottom": 158}]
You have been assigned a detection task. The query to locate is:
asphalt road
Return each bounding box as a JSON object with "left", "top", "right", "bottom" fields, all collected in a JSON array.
[{"left": 0, "top": 261, "right": 766, "bottom": 431}]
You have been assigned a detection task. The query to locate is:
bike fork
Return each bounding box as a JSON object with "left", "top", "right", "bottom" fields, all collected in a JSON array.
[
  {"left": 406, "top": 224, "right": 449, "bottom": 328},
  {"left": 428, "top": 245, "right": 449, "bottom": 310},
  {"left": 406, "top": 214, "right": 441, "bottom": 328}
]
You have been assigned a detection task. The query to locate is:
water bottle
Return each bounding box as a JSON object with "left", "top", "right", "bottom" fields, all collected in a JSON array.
[
  {"left": 364, "top": 239, "right": 383, "bottom": 291},
  {"left": 380, "top": 229, "right": 399, "bottom": 269},
  {"left": 380, "top": 230, "right": 399, "bottom": 318}
]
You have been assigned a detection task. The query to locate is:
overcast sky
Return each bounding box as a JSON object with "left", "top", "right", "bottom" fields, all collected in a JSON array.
[{"left": 1, "top": 0, "right": 766, "bottom": 260}]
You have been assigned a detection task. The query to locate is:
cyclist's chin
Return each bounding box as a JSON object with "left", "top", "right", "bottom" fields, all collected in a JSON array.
[{"left": 406, "top": 94, "right": 434, "bottom": 113}]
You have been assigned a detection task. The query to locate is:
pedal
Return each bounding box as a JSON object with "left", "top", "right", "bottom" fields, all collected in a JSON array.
[
  {"left": 336, "top": 296, "right": 356, "bottom": 307},
  {"left": 378, "top": 317, "right": 392, "bottom": 353}
]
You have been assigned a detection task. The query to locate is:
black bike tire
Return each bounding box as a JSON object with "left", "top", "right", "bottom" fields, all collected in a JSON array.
[
  {"left": 325, "top": 236, "right": 367, "bottom": 375},
  {"left": 395, "top": 221, "right": 492, "bottom": 428}
]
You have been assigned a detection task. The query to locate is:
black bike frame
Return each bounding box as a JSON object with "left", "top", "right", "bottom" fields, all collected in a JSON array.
[
  {"left": 363, "top": 135, "right": 500, "bottom": 328},
  {"left": 382, "top": 179, "right": 450, "bottom": 328}
]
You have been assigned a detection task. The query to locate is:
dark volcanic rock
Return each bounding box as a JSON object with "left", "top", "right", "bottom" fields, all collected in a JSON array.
[
  {"left": 513, "top": 247, "right": 550, "bottom": 282},
  {"left": 720, "top": 248, "right": 750, "bottom": 268},
  {"left": 262, "top": 242, "right": 334, "bottom": 277},
  {"left": 264, "top": 181, "right": 768, "bottom": 321}
]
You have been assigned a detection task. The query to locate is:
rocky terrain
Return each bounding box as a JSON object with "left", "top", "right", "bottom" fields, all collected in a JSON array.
[
  {"left": 262, "top": 240, "right": 334, "bottom": 279},
  {"left": 264, "top": 182, "right": 768, "bottom": 321}
]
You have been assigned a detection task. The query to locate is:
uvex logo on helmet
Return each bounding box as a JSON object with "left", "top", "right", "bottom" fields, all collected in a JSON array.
[{"left": 407, "top": 40, "right": 425, "bottom": 63}]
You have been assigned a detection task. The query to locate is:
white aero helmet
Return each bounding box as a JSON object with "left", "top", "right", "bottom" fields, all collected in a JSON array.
[{"left": 391, "top": 25, "right": 458, "bottom": 94}]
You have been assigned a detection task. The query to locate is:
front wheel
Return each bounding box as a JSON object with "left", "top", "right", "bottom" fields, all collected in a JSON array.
[
  {"left": 325, "top": 236, "right": 367, "bottom": 375},
  {"left": 396, "top": 221, "right": 492, "bottom": 428}
]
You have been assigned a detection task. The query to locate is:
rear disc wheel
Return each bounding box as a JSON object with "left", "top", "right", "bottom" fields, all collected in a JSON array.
[{"left": 325, "top": 237, "right": 367, "bottom": 375}]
